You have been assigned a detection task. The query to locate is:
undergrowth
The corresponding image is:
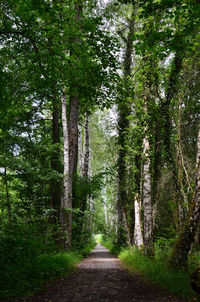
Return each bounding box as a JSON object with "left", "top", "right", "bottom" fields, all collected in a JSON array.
[
  {"left": 101, "top": 236, "right": 196, "bottom": 299},
  {"left": 119, "top": 247, "right": 195, "bottom": 299},
  {"left": 0, "top": 225, "right": 96, "bottom": 298},
  {"left": 98, "top": 234, "right": 123, "bottom": 256}
]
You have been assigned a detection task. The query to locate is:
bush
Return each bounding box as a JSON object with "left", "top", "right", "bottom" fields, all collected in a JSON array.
[
  {"left": 98, "top": 234, "right": 122, "bottom": 256},
  {"left": 0, "top": 225, "right": 95, "bottom": 298}
]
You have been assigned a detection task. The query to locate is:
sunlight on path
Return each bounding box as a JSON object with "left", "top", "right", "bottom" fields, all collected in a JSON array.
[
  {"left": 77, "top": 244, "right": 120, "bottom": 270},
  {"left": 25, "top": 244, "right": 187, "bottom": 302}
]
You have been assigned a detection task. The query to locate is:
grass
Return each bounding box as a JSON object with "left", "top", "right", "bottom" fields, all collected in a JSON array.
[
  {"left": 96, "top": 234, "right": 122, "bottom": 255},
  {"left": 99, "top": 235, "right": 196, "bottom": 299},
  {"left": 119, "top": 246, "right": 195, "bottom": 299},
  {"left": 0, "top": 226, "right": 96, "bottom": 298}
]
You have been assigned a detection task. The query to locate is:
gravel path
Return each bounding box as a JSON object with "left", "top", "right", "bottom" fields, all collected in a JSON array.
[{"left": 14, "top": 244, "right": 188, "bottom": 302}]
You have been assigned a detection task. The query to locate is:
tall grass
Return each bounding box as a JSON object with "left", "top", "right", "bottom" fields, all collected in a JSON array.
[{"left": 119, "top": 246, "right": 195, "bottom": 299}]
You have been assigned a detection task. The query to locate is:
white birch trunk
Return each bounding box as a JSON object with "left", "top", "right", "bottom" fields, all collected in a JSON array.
[
  {"left": 143, "top": 134, "right": 153, "bottom": 248},
  {"left": 104, "top": 201, "right": 108, "bottom": 227},
  {"left": 60, "top": 91, "right": 72, "bottom": 249},
  {"left": 61, "top": 91, "right": 69, "bottom": 209},
  {"left": 134, "top": 196, "right": 143, "bottom": 248},
  {"left": 83, "top": 113, "right": 90, "bottom": 178},
  {"left": 78, "top": 125, "right": 84, "bottom": 176}
]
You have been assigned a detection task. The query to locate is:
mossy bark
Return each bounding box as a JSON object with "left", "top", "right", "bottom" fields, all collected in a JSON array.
[
  {"left": 169, "top": 125, "right": 200, "bottom": 268},
  {"left": 117, "top": 8, "right": 135, "bottom": 246}
]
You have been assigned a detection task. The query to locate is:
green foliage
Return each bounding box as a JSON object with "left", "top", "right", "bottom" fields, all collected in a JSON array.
[
  {"left": 99, "top": 234, "right": 123, "bottom": 256},
  {"left": 119, "top": 244, "right": 195, "bottom": 299},
  {"left": 0, "top": 224, "right": 96, "bottom": 298}
]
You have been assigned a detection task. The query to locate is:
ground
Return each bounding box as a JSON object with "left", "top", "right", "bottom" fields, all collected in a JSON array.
[{"left": 4, "top": 244, "right": 189, "bottom": 302}]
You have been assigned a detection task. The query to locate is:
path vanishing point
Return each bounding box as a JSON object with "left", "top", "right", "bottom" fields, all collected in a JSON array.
[{"left": 17, "top": 244, "right": 187, "bottom": 302}]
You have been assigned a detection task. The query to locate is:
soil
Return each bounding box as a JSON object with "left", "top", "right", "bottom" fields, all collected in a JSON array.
[{"left": 4, "top": 244, "right": 189, "bottom": 302}]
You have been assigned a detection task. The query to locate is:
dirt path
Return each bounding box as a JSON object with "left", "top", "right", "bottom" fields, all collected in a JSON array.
[{"left": 19, "top": 244, "right": 188, "bottom": 302}]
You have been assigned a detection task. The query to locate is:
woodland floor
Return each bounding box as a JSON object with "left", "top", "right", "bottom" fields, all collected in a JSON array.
[{"left": 5, "top": 244, "right": 189, "bottom": 302}]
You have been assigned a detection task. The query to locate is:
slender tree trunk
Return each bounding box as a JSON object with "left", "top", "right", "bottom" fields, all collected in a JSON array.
[
  {"left": 4, "top": 167, "right": 12, "bottom": 226},
  {"left": 60, "top": 91, "right": 71, "bottom": 249},
  {"left": 68, "top": 94, "right": 79, "bottom": 210},
  {"left": 162, "top": 54, "right": 182, "bottom": 159},
  {"left": 134, "top": 195, "right": 143, "bottom": 248},
  {"left": 122, "top": 204, "right": 131, "bottom": 245},
  {"left": 169, "top": 124, "right": 200, "bottom": 268},
  {"left": 143, "top": 128, "right": 153, "bottom": 252},
  {"left": 104, "top": 201, "right": 108, "bottom": 227},
  {"left": 78, "top": 125, "right": 84, "bottom": 175},
  {"left": 117, "top": 8, "right": 135, "bottom": 245},
  {"left": 83, "top": 113, "right": 90, "bottom": 179},
  {"left": 50, "top": 98, "right": 62, "bottom": 224},
  {"left": 78, "top": 113, "right": 90, "bottom": 236},
  {"left": 176, "top": 100, "right": 186, "bottom": 228}
]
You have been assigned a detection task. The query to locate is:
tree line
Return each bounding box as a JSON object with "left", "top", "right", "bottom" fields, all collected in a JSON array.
[{"left": 0, "top": 0, "right": 200, "bottom": 287}]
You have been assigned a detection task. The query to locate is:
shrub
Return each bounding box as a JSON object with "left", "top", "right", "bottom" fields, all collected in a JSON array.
[{"left": 0, "top": 225, "right": 95, "bottom": 298}]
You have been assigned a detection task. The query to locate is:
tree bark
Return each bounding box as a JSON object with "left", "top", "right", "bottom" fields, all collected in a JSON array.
[
  {"left": 4, "top": 167, "right": 12, "bottom": 227},
  {"left": 143, "top": 131, "right": 153, "bottom": 251},
  {"left": 134, "top": 195, "right": 143, "bottom": 248},
  {"left": 68, "top": 94, "right": 79, "bottom": 210},
  {"left": 83, "top": 113, "right": 90, "bottom": 179},
  {"left": 169, "top": 124, "right": 200, "bottom": 268},
  {"left": 117, "top": 8, "right": 135, "bottom": 245},
  {"left": 60, "top": 91, "right": 71, "bottom": 249},
  {"left": 50, "top": 98, "right": 62, "bottom": 224}
]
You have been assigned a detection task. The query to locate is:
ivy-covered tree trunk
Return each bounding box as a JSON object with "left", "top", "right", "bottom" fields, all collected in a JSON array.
[
  {"left": 161, "top": 54, "right": 183, "bottom": 230},
  {"left": 169, "top": 125, "right": 200, "bottom": 268},
  {"left": 117, "top": 8, "right": 135, "bottom": 246}
]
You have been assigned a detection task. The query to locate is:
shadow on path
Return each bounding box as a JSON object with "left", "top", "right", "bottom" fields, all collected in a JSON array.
[{"left": 17, "top": 244, "right": 187, "bottom": 302}]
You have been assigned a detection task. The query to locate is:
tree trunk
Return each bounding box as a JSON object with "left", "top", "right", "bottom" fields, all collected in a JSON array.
[
  {"left": 169, "top": 124, "right": 200, "bottom": 268},
  {"left": 79, "top": 113, "right": 90, "bottom": 235},
  {"left": 134, "top": 195, "right": 143, "bottom": 248},
  {"left": 60, "top": 91, "right": 71, "bottom": 249},
  {"left": 117, "top": 8, "right": 135, "bottom": 245},
  {"left": 83, "top": 113, "right": 90, "bottom": 179},
  {"left": 143, "top": 130, "right": 153, "bottom": 252},
  {"left": 68, "top": 94, "right": 79, "bottom": 205},
  {"left": 78, "top": 125, "right": 84, "bottom": 175},
  {"left": 50, "top": 98, "right": 62, "bottom": 225},
  {"left": 4, "top": 167, "right": 12, "bottom": 226},
  {"left": 104, "top": 201, "right": 108, "bottom": 227},
  {"left": 60, "top": 1, "right": 82, "bottom": 248}
]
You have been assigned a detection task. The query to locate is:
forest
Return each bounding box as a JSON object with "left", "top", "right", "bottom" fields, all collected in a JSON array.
[{"left": 0, "top": 0, "right": 200, "bottom": 300}]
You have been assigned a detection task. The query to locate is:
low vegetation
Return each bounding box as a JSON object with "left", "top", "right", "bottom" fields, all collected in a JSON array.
[
  {"left": 100, "top": 235, "right": 196, "bottom": 299},
  {"left": 0, "top": 225, "right": 96, "bottom": 298}
]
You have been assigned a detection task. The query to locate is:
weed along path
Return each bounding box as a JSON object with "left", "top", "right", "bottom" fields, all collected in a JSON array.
[{"left": 22, "top": 244, "right": 187, "bottom": 302}]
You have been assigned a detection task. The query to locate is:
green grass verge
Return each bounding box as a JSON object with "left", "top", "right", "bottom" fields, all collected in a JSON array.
[
  {"left": 119, "top": 247, "right": 195, "bottom": 299},
  {"left": 102, "top": 240, "right": 122, "bottom": 256},
  {"left": 0, "top": 232, "right": 96, "bottom": 298}
]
